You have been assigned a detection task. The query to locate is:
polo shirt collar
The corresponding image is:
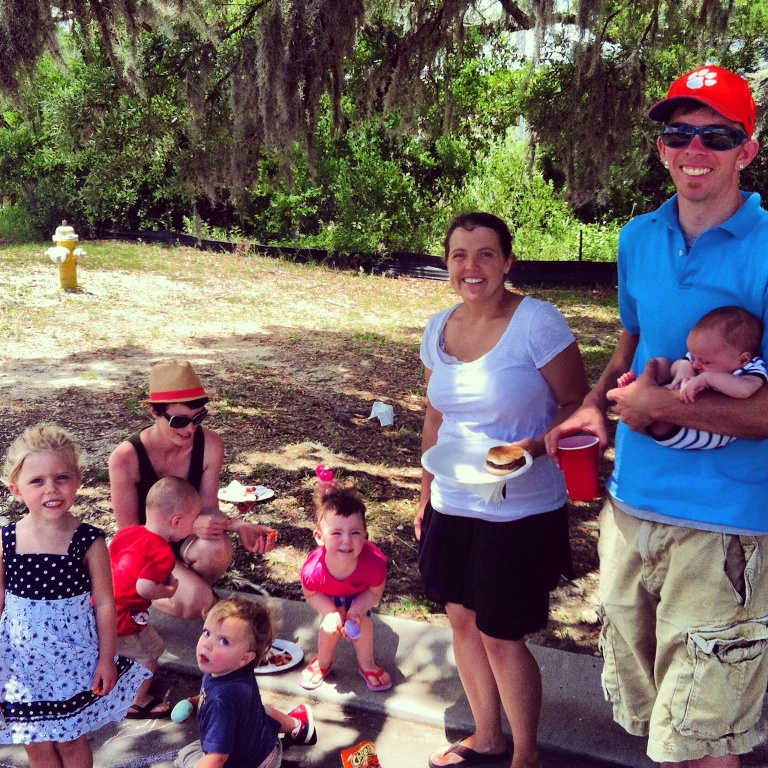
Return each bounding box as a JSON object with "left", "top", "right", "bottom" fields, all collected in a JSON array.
[{"left": 653, "top": 191, "right": 762, "bottom": 239}]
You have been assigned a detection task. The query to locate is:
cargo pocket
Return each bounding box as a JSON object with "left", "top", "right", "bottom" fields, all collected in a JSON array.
[
  {"left": 598, "top": 613, "right": 620, "bottom": 706},
  {"left": 671, "top": 619, "right": 768, "bottom": 739},
  {"left": 723, "top": 535, "right": 758, "bottom": 606}
]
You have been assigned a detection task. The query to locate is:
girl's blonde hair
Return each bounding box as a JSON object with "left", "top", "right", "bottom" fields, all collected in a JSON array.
[
  {"left": 2, "top": 424, "right": 84, "bottom": 487},
  {"left": 313, "top": 483, "right": 367, "bottom": 527}
]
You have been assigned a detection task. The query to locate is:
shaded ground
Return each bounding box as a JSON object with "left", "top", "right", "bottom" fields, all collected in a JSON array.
[{"left": 0, "top": 245, "right": 620, "bottom": 654}]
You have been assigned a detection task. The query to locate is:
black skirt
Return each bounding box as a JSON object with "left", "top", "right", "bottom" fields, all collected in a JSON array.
[{"left": 418, "top": 503, "right": 573, "bottom": 641}]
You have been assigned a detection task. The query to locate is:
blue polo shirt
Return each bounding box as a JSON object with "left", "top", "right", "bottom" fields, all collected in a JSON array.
[{"left": 608, "top": 192, "right": 768, "bottom": 533}]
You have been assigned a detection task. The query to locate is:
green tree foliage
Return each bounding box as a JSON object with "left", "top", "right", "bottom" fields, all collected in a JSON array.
[
  {"left": 0, "top": 2, "right": 562, "bottom": 203},
  {"left": 1, "top": 1, "right": 768, "bottom": 249},
  {"left": 524, "top": 0, "right": 768, "bottom": 214},
  {"left": 0, "top": 38, "right": 193, "bottom": 235},
  {"left": 232, "top": 105, "right": 473, "bottom": 253},
  {"left": 448, "top": 128, "right": 619, "bottom": 260}
]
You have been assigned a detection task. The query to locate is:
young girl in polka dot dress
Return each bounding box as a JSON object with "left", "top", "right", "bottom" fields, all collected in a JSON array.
[{"left": 0, "top": 424, "right": 150, "bottom": 767}]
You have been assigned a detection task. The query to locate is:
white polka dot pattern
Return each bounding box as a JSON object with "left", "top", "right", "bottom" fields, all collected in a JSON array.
[{"left": 0, "top": 523, "right": 151, "bottom": 744}]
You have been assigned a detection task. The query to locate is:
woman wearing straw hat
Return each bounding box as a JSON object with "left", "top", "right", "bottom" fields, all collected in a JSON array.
[{"left": 108, "top": 361, "right": 277, "bottom": 620}]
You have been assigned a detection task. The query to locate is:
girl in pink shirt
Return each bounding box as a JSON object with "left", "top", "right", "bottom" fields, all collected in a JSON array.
[{"left": 298, "top": 483, "right": 391, "bottom": 692}]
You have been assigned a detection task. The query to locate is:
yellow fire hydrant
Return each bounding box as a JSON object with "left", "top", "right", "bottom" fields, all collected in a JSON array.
[{"left": 45, "top": 221, "right": 86, "bottom": 292}]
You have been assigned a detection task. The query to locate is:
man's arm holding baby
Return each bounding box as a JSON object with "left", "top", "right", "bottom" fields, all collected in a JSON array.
[{"left": 607, "top": 362, "right": 768, "bottom": 439}]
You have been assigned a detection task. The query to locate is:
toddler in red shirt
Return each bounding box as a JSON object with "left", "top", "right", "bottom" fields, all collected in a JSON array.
[{"left": 110, "top": 476, "right": 200, "bottom": 718}]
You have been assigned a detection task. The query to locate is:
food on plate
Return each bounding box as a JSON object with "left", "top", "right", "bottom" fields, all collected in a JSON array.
[
  {"left": 220, "top": 480, "right": 257, "bottom": 501},
  {"left": 259, "top": 647, "right": 293, "bottom": 668},
  {"left": 219, "top": 480, "right": 273, "bottom": 505},
  {"left": 484, "top": 444, "right": 526, "bottom": 476}
]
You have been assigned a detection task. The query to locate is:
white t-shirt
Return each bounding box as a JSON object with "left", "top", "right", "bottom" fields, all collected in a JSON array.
[{"left": 420, "top": 296, "right": 574, "bottom": 522}]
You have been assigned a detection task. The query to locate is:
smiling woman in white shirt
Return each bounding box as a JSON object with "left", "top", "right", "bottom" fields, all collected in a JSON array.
[{"left": 415, "top": 212, "right": 589, "bottom": 768}]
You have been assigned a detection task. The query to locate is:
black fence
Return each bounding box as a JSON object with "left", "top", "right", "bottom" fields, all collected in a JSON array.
[{"left": 97, "top": 228, "right": 618, "bottom": 288}]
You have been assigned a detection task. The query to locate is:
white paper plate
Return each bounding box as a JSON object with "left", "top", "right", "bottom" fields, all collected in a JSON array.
[
  {"left": 218, "top": 483, "right": 275, "bottom": 503},
  {"left": 254, "top": 639, "right": 304, "bottom": 675},
  {"left": 422, "top": 438, "right": 532, "bottom": 486}
]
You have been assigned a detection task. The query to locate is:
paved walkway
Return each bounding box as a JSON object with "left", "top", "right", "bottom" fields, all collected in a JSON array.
[{"left": 3, "top": 596, "right": 768, "bottom": 767}]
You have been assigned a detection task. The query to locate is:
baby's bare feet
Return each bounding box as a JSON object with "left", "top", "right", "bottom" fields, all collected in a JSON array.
[{"left": 617, "top": 370, "right": 637, "bottom": 388}]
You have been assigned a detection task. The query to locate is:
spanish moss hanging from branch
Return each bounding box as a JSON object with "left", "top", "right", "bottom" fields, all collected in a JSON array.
[{"left": 0, "top": 0, "right": 756, "bottom": 209}]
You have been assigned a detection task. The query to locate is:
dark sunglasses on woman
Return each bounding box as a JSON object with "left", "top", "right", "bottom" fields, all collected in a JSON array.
[
  {"left": 660, "top": 123, "right": 748, "bottom": 151},
  {"left": 162, "top": 408, "right": 208, "bottom": 429}
]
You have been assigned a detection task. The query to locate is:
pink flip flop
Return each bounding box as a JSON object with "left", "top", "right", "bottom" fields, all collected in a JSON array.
[
  {"left": 358, "top": 665, "right": 392, "bottom": 692},
  {"left": 299, "top": 657, "right": 331, "bottom": 690}
]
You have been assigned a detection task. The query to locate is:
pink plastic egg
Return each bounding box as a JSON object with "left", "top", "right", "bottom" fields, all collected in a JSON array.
[{"left": 345, "top": 619, "right": 361, "bottom": 640}]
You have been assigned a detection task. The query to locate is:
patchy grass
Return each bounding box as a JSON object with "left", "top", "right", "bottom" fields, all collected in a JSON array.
[{"left": 0, "top": 242, "right": 620, "bottom": 653}]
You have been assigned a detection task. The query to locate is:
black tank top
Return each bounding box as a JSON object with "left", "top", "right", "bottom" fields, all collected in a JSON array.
[{"left": 127, "top": 427, "right": 205, "bottom": 524}]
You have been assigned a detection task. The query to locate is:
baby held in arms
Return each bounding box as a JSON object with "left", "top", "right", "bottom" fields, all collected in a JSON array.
[{"left": 618, "top": 306, "right": 766, "bottom": 450}]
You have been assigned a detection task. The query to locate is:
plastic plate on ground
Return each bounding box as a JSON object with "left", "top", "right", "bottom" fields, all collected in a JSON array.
[
  {"left": 218, "top": 481, "right": 275, "bottom": 504},
  {"left": 254, "top": 639, "right": 304, "bottom": 675},
  {"left": 421, "top": 438, "right": 532, "bottom": 486}
]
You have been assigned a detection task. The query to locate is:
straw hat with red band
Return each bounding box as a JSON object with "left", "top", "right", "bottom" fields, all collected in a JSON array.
[
  {"left": 648, "top": 65, "right": 757, "bottom": 138},
  {"left": 145, "top": 361, "right": 210, "bottom": 404}
]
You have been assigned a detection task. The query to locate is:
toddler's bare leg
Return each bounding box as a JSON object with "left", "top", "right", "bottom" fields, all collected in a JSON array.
[
  {"left": 52, "top": 735, "right": 93, "bottom": 768},
  {"left": 25, "top": 742, "right": 65, "bottom": 768},
  {"left": 353, "top": 615, "right": 391, "bottom": 688}
]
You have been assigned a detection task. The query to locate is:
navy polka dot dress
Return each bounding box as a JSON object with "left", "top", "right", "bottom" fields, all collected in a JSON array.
[{"left": 0, "top": 522, "right": 150, "bottom": 744}]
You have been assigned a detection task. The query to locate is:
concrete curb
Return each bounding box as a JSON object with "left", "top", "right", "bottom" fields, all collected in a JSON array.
[
  {"left": 152, "top": 596, "right": 657, "bottom": 767},
  {"left": 4, "top": 595, "right": 767, "bottom": 767}
]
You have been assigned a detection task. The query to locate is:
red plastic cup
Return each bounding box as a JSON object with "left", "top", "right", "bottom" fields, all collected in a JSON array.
[{"left": 557, "top": 434, "right": 600, "bottom": 502}]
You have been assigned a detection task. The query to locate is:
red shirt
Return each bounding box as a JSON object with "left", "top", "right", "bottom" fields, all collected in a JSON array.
[
  {"left": 110, "top": 526, "right": 176, "bottom": 636},
  {"left": 300, "top": 540, "right": 387, "bottom": 598}
]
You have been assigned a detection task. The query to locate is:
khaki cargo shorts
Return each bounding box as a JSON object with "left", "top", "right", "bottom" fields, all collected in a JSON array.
[
  {"left": 175, "top": 740, "right": 281, "bottom": 768},
  {"left": 117, "top": 625, "right": 165, "bottom": 665},
  {"left": 598, "top": 498, "right": 768, "bottom": 763}
]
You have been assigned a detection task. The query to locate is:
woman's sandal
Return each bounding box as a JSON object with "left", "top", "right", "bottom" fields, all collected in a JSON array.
[
  {"left": 358, "top": 665, "right": 392, "bottom": 692},
  {"left": 126, "top": 696, "right": 171, "bottom": 720},
  {"left": 428, "top": 742, "right": 511, "bottom": 768},
  {"left": 298, "top": 657, "right": 331, "bottom": 690}
]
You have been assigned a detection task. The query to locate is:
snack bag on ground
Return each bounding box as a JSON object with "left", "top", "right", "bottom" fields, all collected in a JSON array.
[{"left": 341, "top": 740, "right": 381, "bottom": 767}]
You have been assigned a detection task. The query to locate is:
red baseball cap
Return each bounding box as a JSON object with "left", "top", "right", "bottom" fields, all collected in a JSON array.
[{"left": 648, "top": 65, "right": 756, "bottom": 137}]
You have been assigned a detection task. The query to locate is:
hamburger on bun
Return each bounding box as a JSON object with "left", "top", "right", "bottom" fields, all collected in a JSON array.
[{"left": 484, "top": 444, "right": 526, "bottom": 476}]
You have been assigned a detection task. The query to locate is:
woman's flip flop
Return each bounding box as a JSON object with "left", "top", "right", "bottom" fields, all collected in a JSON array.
[
  {"left": 358, "top": 665, "right": 392, "bottom": 691},
  {"left": 428, "top": 742, "right": 511, "bottom": 768}
]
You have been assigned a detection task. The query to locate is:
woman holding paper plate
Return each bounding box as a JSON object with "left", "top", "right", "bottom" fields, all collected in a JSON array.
[{"left": 416, "top": 213, "right": 589, "bottom": 768}]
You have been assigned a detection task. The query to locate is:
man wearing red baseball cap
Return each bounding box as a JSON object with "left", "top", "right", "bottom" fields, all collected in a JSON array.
[{"left": 547, "top": 65, "right": 768, "bottom": 767}]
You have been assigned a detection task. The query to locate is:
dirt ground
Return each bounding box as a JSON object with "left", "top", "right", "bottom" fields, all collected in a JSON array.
[{"left": 0, "top": 248, "right": 611, "bottom": 654}]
